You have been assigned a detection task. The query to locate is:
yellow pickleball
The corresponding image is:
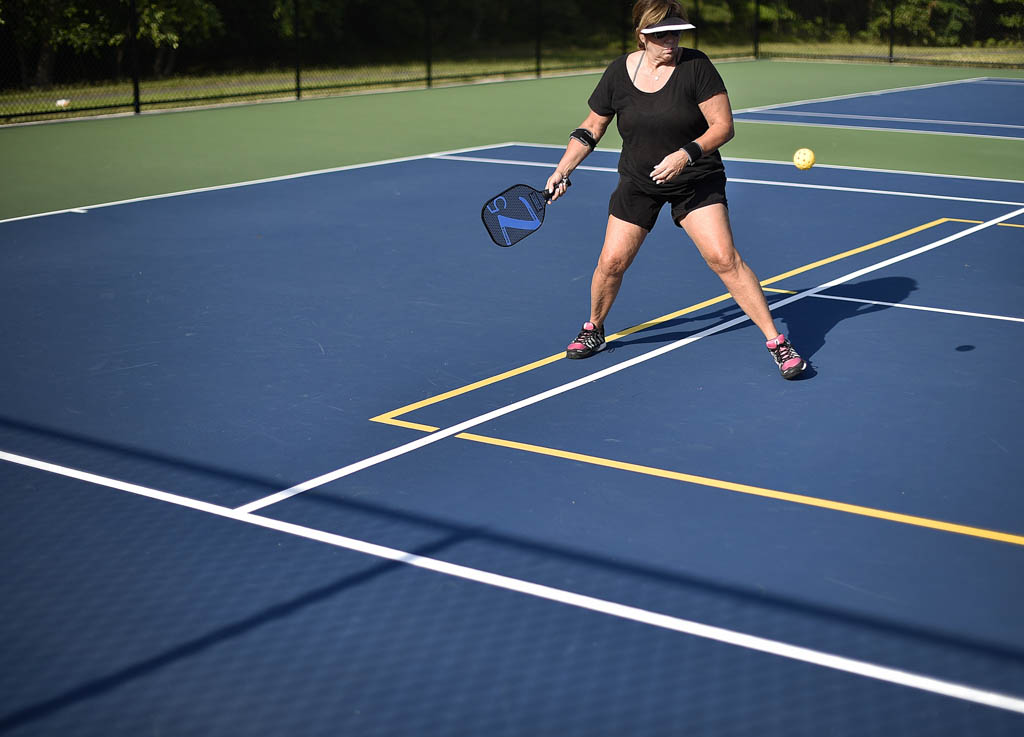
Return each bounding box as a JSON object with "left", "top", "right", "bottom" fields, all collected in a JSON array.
[{"left": 793, "top": 148, "right": 815, "bottom": 170}]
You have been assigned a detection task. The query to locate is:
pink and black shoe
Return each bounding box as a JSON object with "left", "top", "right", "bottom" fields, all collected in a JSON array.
[
  {"left": 566, "top": 321, "right": 605, "bottom": 359},
  {"left": 766, "top": 334, "right": 806, "bottom": 379}
]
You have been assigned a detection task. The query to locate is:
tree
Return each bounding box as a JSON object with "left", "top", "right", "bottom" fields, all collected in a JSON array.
[
  {"left": 0, "top": 0, "right": 222, "bottom": 86},
  {"left": 991, "top": 0, "right": 1024, "bottom": 42},
  {"left": 137, "top": 0, "right": 222, "bottom": 76},
  {"left": 0, "top": 0, "right": 86, "bottom": 86},
  {"left": 866, "top": 0, "right": 978, "bottom": 46}
]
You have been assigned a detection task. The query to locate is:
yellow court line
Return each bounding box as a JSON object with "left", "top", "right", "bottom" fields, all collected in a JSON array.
[
  {"left": 370, "top": 354, "right": 564, "bottom": 423},
  {"left": 455, "top": 432, "right": 1024, "bottom": 547},
  {"left": 371, "top": 217, "right": 952, "bottom": 424},
  {"left": 947, "top": 218, "right": 1024, "bottom": 229},
  {"left": 756, "top": 218, "right": 950, "bottom": 287},
  {"left": 368, "top": 214, "right": 1024, "bottom": 546},
  {"left": 369, "top": 417, "right": 1024, "bottom": 546},
  {"left": 381, "top": 417, "right": 441, "bottom": 432}
]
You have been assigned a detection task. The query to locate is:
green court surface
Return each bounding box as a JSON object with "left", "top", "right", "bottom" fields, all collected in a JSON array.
[{"left": 2, "top": 61, "right": 1024, "bottom": 221}]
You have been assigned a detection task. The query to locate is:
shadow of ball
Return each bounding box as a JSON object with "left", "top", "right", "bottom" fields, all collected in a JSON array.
[{"left": 955, "top": 345, "right": 975, "bottom": 352}]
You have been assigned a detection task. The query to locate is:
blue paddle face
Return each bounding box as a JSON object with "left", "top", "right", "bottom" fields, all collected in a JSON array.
[{"left": 481, "top": 184, "right": 551, "bottom": 247}]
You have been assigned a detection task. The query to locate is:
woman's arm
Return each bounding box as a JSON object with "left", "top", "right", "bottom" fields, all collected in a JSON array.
[
  {"left": 545, "top": 109, "right": 614, "bottom": 202},
  {"left": 693, "top": 92, "right": 735, "bottom": 155}
]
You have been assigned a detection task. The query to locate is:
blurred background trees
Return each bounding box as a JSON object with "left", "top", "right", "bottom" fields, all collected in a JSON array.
[{"left": 1, "top": 0, "right": 1022, "bottom": 91}]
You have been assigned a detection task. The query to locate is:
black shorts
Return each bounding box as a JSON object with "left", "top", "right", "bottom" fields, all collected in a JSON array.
[{"left": 608, "top": 172, "right": 728, "bottom": 232}]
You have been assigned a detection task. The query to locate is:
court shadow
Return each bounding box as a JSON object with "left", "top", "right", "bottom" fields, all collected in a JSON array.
[
  {"left": 6, "top": 430, "right": 1024, "bottom": 735},
  {"left": 0, "top": 531, "right": 471, "bottom": 733},
  {"left": 605, "top": 301, "right": 752, "bottom": 350},
  {"left": 605, "top": 277, "right": 920, "bottom": 380},
  {"left": 0, "top": 414, "right": 283, "bottom": 499},
  {"left": 2, "top": 328, "right": 1020, "bottom": 733},
  {"left": 6, "top": 474, "right": 1023, "bottom": 734},
  {"left": 778, "top": 277, "right": 920, "bottom": 367}
]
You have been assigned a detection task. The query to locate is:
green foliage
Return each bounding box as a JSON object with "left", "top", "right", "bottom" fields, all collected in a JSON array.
[
  {"left": 53, "top": 1, "right": 125, "bottom": 53},
  {"left": 0, "top": 0, "right": 222, "bottom": 54},
  {"left": 698, "top": 1, "right": 735, "bottom": 24},
  {"left": 747, "top": 0, "right": 1024, "bottom": 47},
  {"left": 272, "top": 0, "right": 343, "bottom": 41},
  {"left": 1, "top": 0, "right": 1022, "bottom": 90},
  {"left": 992, "top": 0, "right": 1024, "bottom": 41},
  {"left": 0, "top": 0, "right": 225, "bottom": 85},
  {"left": 137, "top": 0, "right": 223, "bottom": 50},
  {"left": 888, "top": 0, "right": 976, "bottom": 46}
]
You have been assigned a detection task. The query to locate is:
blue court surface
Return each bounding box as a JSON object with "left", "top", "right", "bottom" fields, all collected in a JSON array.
[
  {"left": 735, "top": 77, "right": 1024, "bottom": 139},
  {"left": 3, "top": 143, "right": 1024, "bottom": 736}
]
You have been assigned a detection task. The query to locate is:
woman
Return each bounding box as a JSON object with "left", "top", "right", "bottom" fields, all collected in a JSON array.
[{"left": 545, "top": 0, "right": 806, "bottom": 379}]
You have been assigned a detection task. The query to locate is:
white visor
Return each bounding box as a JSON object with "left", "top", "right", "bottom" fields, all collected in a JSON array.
[{"left": 640, "top": 16, "right": 696, "bottom": 33}]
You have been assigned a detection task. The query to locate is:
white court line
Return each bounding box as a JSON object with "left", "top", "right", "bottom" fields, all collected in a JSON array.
[
  {"left": 236, "top": 206, "right": 1024, "bottom": 514},
  {"left": 743, "top": 109, "right": 1024, "bottom": 131},
  {"left": 2, "top": 447, "right": 1024, "bottom": 716},
  {"left": 503, "top": 142, "right": 1024, "bottom": 186},
  {"left": 434, "top": 154, "right": 1024, "bottom": 207},
  {"left": 733, "top": 117, "right": 1024, "bottom": 142},
  {"left": 0, "top": 142, "right": 517, "bottom": 226},
  {"left": 432, "top": 153, "right": 617, "bottom": 175},
  {"left": 809, "top": 294, "right": 1024, "bottom": 324},
  {"left": 733, "top": 77, "right": 985, "bottom": 114},
  {"left": 5, "top": 140, "right": 1023, "bottom": 227},
  {"left": 717, "top": 155, "right": 1024, "bottom": 185},
  {"left": 727, "top": 177, "right": 1024, "bottom": 206}
]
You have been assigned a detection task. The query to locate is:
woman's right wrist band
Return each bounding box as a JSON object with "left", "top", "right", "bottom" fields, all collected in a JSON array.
[{"left": 681, "top": 141, "right": 703, "bottom": 164}]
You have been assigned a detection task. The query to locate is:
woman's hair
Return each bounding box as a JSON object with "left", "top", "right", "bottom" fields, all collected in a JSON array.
[{"left": 632, "top": 0, "right": 687, "bottom": 49}]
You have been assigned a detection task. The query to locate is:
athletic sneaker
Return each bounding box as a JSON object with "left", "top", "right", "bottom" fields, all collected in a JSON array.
[
  {"left": 766, "top": 334, "right": 807, "bottom": 379},
  {"left": 566, "top": 321, "right": 605, "bottom": 359}
]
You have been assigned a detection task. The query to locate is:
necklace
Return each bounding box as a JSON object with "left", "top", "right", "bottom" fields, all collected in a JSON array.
[
  {"left": 644, "top": 50, "right": 661, "bottom": 80},
  {"left": 632, "top": 49, "right": 669, "bottom": 83}
]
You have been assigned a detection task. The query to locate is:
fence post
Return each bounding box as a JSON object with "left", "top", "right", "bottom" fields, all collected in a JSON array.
[
  {"left": 535, "top": 0, "right": 543, "bottom": 78},
  {"left": 128, "top": 0, "right": 141, "bottom": 113},
  {"left": 753, "top": 0, "right": 760, "bottom": 59},
  {"left": 694, "top": 0, "right": 700, "bottom": 50},
  {"left": 294, "top": 0, "right": 301, "bottom": 99},
  {"left": 623, "top": 3, "right": 631, "bottom": 55},
  {"left": 889, "top": 1, "right": 895, "bottom": 63},
  {"left": 426, "top": 0, "right": 433, "bottom": 88}
]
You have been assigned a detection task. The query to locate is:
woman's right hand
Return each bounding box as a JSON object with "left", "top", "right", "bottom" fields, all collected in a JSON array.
[{"left": 545, "top": 171, "right": 570, "bottom": 202}]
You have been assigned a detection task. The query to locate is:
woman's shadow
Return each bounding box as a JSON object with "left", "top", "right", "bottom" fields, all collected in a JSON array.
[{"left": 610, "top": 277, "right": 919, "bottom": 379}]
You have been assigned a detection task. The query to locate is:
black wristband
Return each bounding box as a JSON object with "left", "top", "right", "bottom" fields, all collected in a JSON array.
[
  {"left": 570, "top": 128, "right": 597, "bottom": 149},
  {"left": 681, "top": 141, "right": 703, "bottom": 165}
]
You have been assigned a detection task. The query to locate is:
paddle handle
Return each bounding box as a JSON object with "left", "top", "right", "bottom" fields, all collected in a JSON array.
[{"left": 543, "top": 179, "right": 571, "bottom": 199}]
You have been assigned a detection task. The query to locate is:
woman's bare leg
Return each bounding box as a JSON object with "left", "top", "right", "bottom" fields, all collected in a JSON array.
[
  {"left": 588, "top": 214, "right": 649, "bottom": 328},
  {"left": 678, "top": 204, "right": 780, "bottom": 340}
]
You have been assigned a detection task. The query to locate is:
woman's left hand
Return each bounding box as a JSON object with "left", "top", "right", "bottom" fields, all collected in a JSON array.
[{"left": 650, "top": 150, "right": 689, "bottom": 185}]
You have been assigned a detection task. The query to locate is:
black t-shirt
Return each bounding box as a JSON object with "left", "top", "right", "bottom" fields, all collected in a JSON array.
[{"left": 588, "top": 48, "right": 728, "bottom": 195}]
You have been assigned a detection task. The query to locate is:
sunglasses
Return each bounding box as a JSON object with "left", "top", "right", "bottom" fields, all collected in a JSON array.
[{"left": 647, "top": 30, "right": 682, "bottom": 40}]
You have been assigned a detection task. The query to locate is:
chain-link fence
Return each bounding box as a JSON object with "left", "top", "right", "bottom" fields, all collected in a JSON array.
[
  {"left": 2, "top": 1, "right": 1023, "bottom": 124},
  {"left": 755, "top": 0, "right": 1024, "bottom": 66}
]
